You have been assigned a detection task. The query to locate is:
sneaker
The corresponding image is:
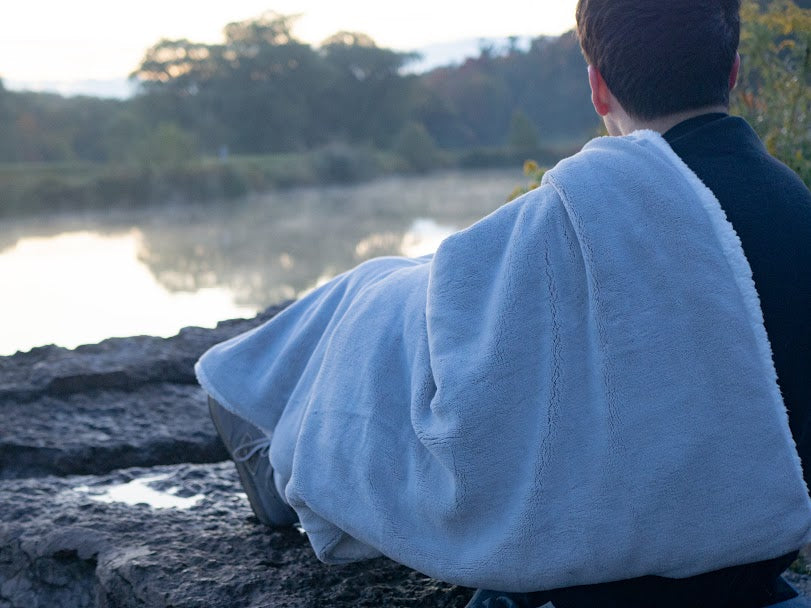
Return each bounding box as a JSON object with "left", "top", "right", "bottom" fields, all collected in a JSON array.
[
  {"left": 208, "top": 396, "right": 298, "bottom": 526},
  {"left": 465, "top": 590, "right": 539, "bottom": 608}
]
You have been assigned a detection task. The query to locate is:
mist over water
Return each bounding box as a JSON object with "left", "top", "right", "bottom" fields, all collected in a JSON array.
[{"left": 0, "top": 168, "right": 524, "bottom": 355}]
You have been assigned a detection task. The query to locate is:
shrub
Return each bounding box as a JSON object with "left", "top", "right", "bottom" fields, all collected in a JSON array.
[
  {"left": 312, "top": 143, "right": 377, "bottom": 183},
  {"left": 394, "top": 122, "right": 442, "bottom": 173},
  {"left": 733, "top": 0, "right": 811, "bottom": 185}
]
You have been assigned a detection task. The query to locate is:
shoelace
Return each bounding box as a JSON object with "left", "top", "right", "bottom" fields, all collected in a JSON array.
[{"left": 233, "top": 436, "right": 272, "bottom": 463}]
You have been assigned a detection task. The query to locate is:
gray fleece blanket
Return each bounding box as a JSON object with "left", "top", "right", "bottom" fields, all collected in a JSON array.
[{"left": 196, "top": 130, "right": 811, "bottom": 592}]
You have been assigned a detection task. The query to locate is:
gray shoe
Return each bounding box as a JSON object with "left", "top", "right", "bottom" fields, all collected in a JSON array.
[
  {"left": 208, "top": 396, "right": 298, "bottom": 526},
  {"left": 465, "top": 590, "right": 537, "bottom": 608}
]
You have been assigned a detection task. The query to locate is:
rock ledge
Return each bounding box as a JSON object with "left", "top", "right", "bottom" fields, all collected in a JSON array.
[
  {"left": 0, "top": 306, "right": 470, "bottom": 607},
  {"left": 1, "top": 307, "right": 807, "bottom": 607}
]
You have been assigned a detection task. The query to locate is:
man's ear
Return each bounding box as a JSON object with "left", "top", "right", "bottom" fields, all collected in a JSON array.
[
  {"left": 729, "top": 52, "right": 741, "bottom": 91},
  {"left": 588, "top": 65, "right": 612, "bottom": 116}
]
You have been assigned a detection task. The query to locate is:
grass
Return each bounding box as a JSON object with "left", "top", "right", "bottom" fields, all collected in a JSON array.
[
  {"left": 0, "top": 147, "right": 395, "bottom": 217},
  {"left": 0, "top": 142, "right": 573, "bottom": 218}
]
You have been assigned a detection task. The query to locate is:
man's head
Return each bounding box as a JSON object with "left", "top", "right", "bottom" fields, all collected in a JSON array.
[{"left": 576, "top": 0, "right": 741, "bottom": 122}]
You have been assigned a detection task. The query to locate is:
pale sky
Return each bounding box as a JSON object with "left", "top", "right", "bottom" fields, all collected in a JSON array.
[{"left": 1, "top": 1, "right": 578, "bottom": 83}]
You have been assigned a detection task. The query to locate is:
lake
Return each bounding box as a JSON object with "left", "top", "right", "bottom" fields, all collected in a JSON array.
[{"left": 1, "top": 168, "right": 525, "bottom": 355}]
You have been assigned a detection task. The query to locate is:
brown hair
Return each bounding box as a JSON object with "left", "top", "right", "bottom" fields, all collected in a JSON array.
[{"left": 576, "top": 0, "right": 741, "bottom": 120}]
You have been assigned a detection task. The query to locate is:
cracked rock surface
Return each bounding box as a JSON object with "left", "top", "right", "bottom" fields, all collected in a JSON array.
[
  {"left": 0, "top": 305, "right": 807, "bottom": 607},
  {"left": 0, "top": 305, "right": 472, "bottom": 607},
  {"left": 0, "top": 305, "right": 288, "bottom": 480},
  {"left": 0, "top": 463, "right": 469, "bottom": 608}
]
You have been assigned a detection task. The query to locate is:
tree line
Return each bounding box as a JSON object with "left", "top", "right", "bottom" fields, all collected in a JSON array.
[
  {"left": 0, "top": 0, "right": 807, "bottom": 187},
  {"left": 0, "top": 13, "right": 597, "bottom": 166}
]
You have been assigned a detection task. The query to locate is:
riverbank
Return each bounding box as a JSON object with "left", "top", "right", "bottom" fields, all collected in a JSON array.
[{"left": 0, "top": 144, "right": 571, "bottom": 218}]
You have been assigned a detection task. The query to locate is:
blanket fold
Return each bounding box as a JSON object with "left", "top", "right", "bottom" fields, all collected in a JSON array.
[{"left": 196, "top": 130, "right": 811, "bottom": 592}]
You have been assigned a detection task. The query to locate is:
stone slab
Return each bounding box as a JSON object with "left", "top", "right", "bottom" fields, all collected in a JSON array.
[
  {"left": 0, "top": 304, "right": 287, "bottom": 403},
  {"left": 0, "top": 305, "right": 287, "bottom": 479},
  {"left": 0, "top": 462, "right": 471, "bottom": 608},
  {"left": 1, "top": 384, "right": 225, "bottom": 479}
]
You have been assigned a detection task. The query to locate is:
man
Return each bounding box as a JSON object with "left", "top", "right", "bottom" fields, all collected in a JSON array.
[
  {"left": 198, "top": 1, "right": 811, "bottom": 606},
  {"left": 469, "top": 2, "right": 811, "bottom": 605}
]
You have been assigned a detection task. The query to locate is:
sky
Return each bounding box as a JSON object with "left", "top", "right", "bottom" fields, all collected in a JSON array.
[{"left": 1, "top": 0, "right": 578, "bottom": 86}]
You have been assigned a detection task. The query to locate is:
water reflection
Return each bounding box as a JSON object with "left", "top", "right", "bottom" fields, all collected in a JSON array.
[
  {"left": 75, "top": 473, "right": 205, "bottom": 510},
  {"left": 1, "top": 168, "right": 523, "bottom": 354},
  {"left": 0, "top": 230, "right": 255, "bottom": 354},
  {"left": 136, "top": 169, "right": 521, "bottom": 307},
  {"left": 399, "top": 218, "right": 457, "bottom": 258}
]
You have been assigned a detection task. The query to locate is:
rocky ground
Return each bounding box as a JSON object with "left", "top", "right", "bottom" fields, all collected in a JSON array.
[
  {"left": 0, "top": 303, "right": 472, "bottom": 607},
  {"left": 1, "top": 304, "right": 808, "bottom": 607}
]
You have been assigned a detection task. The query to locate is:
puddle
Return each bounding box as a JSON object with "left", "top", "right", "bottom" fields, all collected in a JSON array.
[{"left": 75, "top": 473, "right": 205, "bottom": 510}]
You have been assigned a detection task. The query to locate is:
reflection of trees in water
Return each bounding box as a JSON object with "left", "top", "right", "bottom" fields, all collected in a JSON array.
[
  {"left": 0, "top": 169, "right": 522, "bottom": 308},
  {"left": 136, "top": 191, "right": 403, "bottom": 307},
  {"left": 0, "top": 232, "right": 23, "bottom": 255},
  {"left": 136, "top": 169, "right": 522, "bottom": 309}
]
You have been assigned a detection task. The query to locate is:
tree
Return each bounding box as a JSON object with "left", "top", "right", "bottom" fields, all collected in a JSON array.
[
  {"left": 507, "top": 109, "right": 540, "bottom": 153},
  {"left": 320, "top": 32, "right": 419, "bottom": 147},
  {"left": 132, "top": 13, "right": 331, "bottom": 154},
  {"left": 0, "top": 78, "right": 8, "bottom": 130},
  {"left": 414, "top": 31, "right": 597, "bottom": 150},
  {"left": 419, "top": 58, "right": 513, "bottom": 148},
  {"left": 394, "top": 121, "right": 442, "bottom": 172},
  {"left": 132, "top": 38, "right": 219, "bottom": 94},
  {"left": 131, "top": 38, "right": 228, "bottom": 152},
  {"left": 733, "top": 0, "right": 811, "bottom": 184},
  {"left": 218, "top": 14, "right": 327, "bottom": 152},
  {"left": 0, "top": 79, "right": 14, "bottom": 161}
]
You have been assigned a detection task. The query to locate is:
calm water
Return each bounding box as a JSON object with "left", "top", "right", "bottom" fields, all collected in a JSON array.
[{"left": 1, "top": 168, "right": 525, "bottom": 355}]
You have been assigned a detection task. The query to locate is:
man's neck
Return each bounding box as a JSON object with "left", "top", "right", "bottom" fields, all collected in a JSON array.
[{"left": 611, "top": 105, "right": 729, "bottom": 136}]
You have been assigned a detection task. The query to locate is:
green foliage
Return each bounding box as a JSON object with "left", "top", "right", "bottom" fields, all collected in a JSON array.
[
  {"left": 0, "top": 15, "right": 598, "bottom": 170},
  {"left": 320, "top": 31, "right": 420, "bottom": 148},
  {"left": 135, "top": 122, "right": 197, "bottom": 168},
  {"left": 0, "top": 11, "right": 605, "bottom": 214},
  {"left": 507, "top": 109, "right": 540, "bottom": 152},
  {"left": 415, "top": 32, "right": 598, "bottom": 150},
  {"left": 733, "top": 0, "right": 811, "bottom": 184},
  {"left": 0, "top": 91, "right": 127, "bottom": 163},
  {"left": 131, "top": 15, "right": 418, "bottom": 154},
  {"left": 0, "top": 146, "right": 395, "bottom": 217},
  {"left": 394, "top": 122, "right": 442, "bottom": 172},
  {"left": 0, "top": 78, "right": 7, "bottom": 118},
  {"left": 311, "top": 143, "right": 379, "bottom": 183}
]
